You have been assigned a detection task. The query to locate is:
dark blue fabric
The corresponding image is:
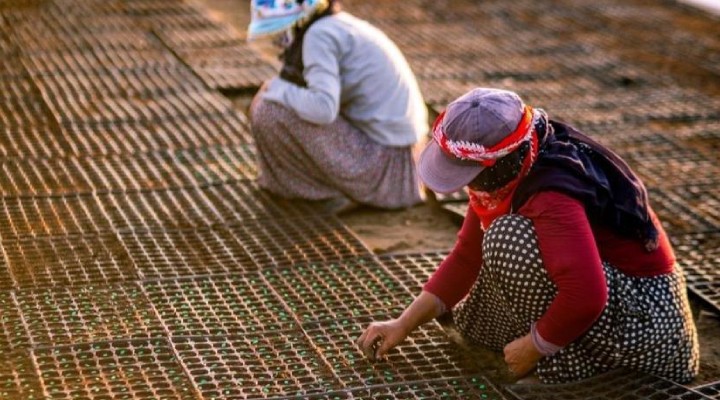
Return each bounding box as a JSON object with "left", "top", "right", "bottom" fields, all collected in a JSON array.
[{"left": 512, "top": 121, "right": 659, "bottom": 251}]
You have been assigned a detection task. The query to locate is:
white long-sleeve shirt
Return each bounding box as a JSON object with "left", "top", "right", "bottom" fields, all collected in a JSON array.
[{"left": 263, "top": 12, "right": 428, "bottom": 147}]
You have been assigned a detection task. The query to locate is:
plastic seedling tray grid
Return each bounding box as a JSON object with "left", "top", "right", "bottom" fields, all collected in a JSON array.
[
  {"left": 59, "top": 115, "right": 253, "bottom": 158},
  {"left": 0, "top": 293, "right": 31, "bottom": 352},
  {"left": 189, "top": 63, "right": 279, "bottom": 91},
  {"left": 46, "top": 90, "right": 235, "bottom": 126},
  {"left": 660, "top": 185, "right": 720, "bottom": 230},
  {"left": 32, "top": 67, "right": 207, "bottom": 100},
  {"left": 648, "top": 189, "right": 718, "bottom": 234},
  {"left": 0, "top": 145, "right": 257, "bottom": 195},
  {"left": 616, "top": 145, "right": 719, "bottom": 189},
  {"left": 171, "top": 333, "right": 339, "bottom": 399},
  {"left": 31, "top": 338, "right": 198, "bottom": 399},
  {"left": 153, "top": 26, "right": 243, "bottom": 50},
  {"left": 2, "top": 232, "right": 137, "bottom": 288},
  {"left": 506, "top": 368, "right": 713, "bottom": 399},
  {"left": 13, "top": 29, "right": 163, "bottom": 54},
  {"left": 15, "top": 283, "right": 164, "bottom": 348},
  {"left": 0, "top": 97, "right": 55, "bottom": 128},
  {"left": 24, "top": 48, "right": 181, "bottom": 76},
  {"left": 0, "top": 350, "right": 43, "bottom": 399},
  {"left": 262, "top": 258, "right": 412, "bottom": 323},
  {"left": 304, "top": 317, "right": 482, "bottom": 388},
  {"left": 0, "top": 194, "right": 111, "bottom": 238},
  {"left": 141, "top": 273, "right": 297, "bottom": 336},
  {"left": 378, "top": 253, "right": 449, "bottom": 294},
  {"left": 223, "top": 215, "right": 373, "bottom": 268},
  {"left": 0, "top": 123, "right": 74, "bottom": 160},
  {"left": 320, "top": 376, "right": 509, "bottom": 400},
  {"left": 671, "top": 231, "right": 720, "bottom": 315}
]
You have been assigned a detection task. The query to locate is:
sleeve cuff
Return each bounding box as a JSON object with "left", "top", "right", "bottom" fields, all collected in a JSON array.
[{"left": 531, "top": 323, "right": 563, "bottom": 356}]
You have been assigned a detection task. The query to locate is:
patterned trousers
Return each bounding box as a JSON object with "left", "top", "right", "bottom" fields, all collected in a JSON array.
[{"left": 454, "top": 214, "right": 700, "bottom": 384}]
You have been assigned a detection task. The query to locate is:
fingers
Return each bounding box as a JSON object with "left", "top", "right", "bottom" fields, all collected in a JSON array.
[{"left": 356, "top": 325, "right": 383, "bottom": 361}]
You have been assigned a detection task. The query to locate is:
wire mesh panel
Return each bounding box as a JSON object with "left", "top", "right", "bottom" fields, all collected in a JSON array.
[
  {"left": 262, "top": 258, "right": 412, "bottom": 324},
  {"left": 671, "top": 231, "right": 720, "bottom": 315},
  {"left": 378, "top": 253, "right": 448, "bottom": 294},
  {"left": 0, "top": 144, "right": 257, "bottom": 195},
  {"left": 2, "top": 232, "right": 137, "bottom": 288},
  {"left": 15, "top": 284, "right": 164, "bottom": 348},
  {"left": 305, "top": 317, "right": 482, "bottom": 387},
  {"left": 142, "top": 274, "right": 297, "bottom": 336},
  {"left": 696, "top": 381, "right": 720, "bottom": 400},
  {"left": 506, "top": 368, "right": 712, "bottom": 400},
  {"left": 171, "top": 333, "right": 339, "bottom": 399},
  {"left": 304, "top": 376, "right": 510, "bottom": 400},
  {"left": 32, "top": 339, "right": 199, "bottom": 400}
]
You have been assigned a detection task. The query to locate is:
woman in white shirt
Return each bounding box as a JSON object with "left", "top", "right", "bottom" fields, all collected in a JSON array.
[{"left": 248, "top": 0, "right": 428, "bottom": 214}]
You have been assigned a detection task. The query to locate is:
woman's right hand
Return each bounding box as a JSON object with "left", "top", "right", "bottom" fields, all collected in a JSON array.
[{"left": 356, "top": 318, "right": 411, "bottom": 361}]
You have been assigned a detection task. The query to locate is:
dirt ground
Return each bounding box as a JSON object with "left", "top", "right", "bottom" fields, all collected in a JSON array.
[{"left": 196, "top": 0, "right": 720, "bottom": 387}]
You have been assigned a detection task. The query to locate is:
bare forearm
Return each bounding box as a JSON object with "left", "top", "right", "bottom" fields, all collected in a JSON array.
[{"left": 397, "top": 291, "right": 445, "bottom": 333}]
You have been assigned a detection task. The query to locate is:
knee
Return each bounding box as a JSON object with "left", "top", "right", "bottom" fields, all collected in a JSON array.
[
  {"left": 250, "top": 100, "right": 292, "bottom": 135},
  {"left": 482, "top": 214, "right": 542, "bottom": 273}
]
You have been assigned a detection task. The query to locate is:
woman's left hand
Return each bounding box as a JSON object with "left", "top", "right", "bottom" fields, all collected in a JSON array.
[{"left": 503, "top": 333, "right": 543, "bottom": 378}]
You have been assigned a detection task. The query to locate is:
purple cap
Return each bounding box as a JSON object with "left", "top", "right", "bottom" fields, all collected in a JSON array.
[{"left": 418, "top": 88, "right": 525, "bottom": 194}]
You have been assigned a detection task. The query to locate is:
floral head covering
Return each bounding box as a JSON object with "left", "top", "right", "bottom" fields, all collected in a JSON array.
[{"left": 248, "top": 0, "right": 328, "bottom": 39}]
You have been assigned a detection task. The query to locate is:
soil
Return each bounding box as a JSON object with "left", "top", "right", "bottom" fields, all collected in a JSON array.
[{"left": 195, "top": 0, "right": 720, "bottom": 387}]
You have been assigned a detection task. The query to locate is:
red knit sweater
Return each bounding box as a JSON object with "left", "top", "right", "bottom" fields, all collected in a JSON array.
[{"left": 424, "top": 191, "right": 675, "bottom": 348}]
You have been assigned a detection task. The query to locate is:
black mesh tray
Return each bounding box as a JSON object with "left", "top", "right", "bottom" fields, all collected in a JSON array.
[
  {"left": 54, "top": 114, "right": 252, "bottom": 158},
  {"left": 696, "top": 381, "right": 720, "bottom": 399},
  {"left": 0, "top": 294, "right": 31, "bottom": 352},
  {"left": 648, "top": 188, "right": 718, "bottom": 234},
  {"left": 378, "top": 252, "right": 448, "bottom": 294},
  {"left": 671, "top": 231, "right": 720, "bottom": 315},
  {"left": 506, "top": 368, "right": 712, "bottom": 399},
  {"left": 32, "top": 66, "right": 207, "bottom": 100},
  {"left": 302, "top": 376, "right": 510, "bottom": 399},
  {"left": 46, "top": 90, "right": 235, "bottom": 126},
  {"left": 32, "top": 338, "right": 198, "bottom": 399},
  {"left": 262, "top": 257, "right": 412, "bottom": 323},
  {"left": 121, "top": 215, "right": 371, "bottom": 279},
  {"left": 2, "top": 232, "right": 138, "bottom": 288},
  {"left": 0, "top": 350, "right": 43, "bottom": 399},
  {"left": 14, "top": 283, "right": 165, "bottom": 348},
  {"left": 171, "top": 333, "right": 338, "bottom": 398},
  {"left": 0, "top": 144, "right": 257, "bottom": 195},
  {"left": 304, "top": 317, "right": 482, "bottom": 388},
  {"left": 142, "top": 273, "right": 297, "bottom": 335},
  {"left": 24, "top": 48, "right": 181, "bottom": 76}
]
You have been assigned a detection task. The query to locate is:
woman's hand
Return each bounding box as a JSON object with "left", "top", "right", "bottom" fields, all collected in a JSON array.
[
  {"left": 504, "top": 333, "right": 543, "bottom": 378},
  {"left": 356, "top": 319, "right": 410, "bottom": 361}
]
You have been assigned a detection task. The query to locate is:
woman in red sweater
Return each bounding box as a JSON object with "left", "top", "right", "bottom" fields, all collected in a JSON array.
[{"left": 357, "top": 88, "right": 699, "bottom": 384}]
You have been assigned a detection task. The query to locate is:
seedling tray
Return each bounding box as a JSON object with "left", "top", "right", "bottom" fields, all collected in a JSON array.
[
  {"left": 506, "top": 368, "right": 712, "bottom": 399},
  {"left": 188, "top": 63, "right": 279, "bottom": 91},
  {"left": 648, "top": 188, "right": 718, "bottom": 234},
  {"left": 0, "top": 350, "right": 43, "bottom": 399},
  {"left": 262, "top": 258, "right": 411, "bottom": 323},
  {"left": 304, "top": 317, "right": 481, "bottom": 388},
  {"left": 141, "top": 274, "right": 296, "bottom": 335},
  {"left": 154, "top": 25, "right": 242, "bottom": 50},
  {"left": 0, "top": 294, "right": 31, "bottom": 352},
  {"left": 14, "top": 283, "right": 164, "bottom": 348},
  {"left": 171, "top": 333, "right": 338, "bottom": 398},
  {"left": 32, "top": 339, "right": 198, "bottom": 399},
  {"left": 121, "top": 215, "right": 370, "bottom": 279},
  {"left": 671, "top": 231, "right": 720, "bottom": 315},
  {"left": 302, "top": 376, "right": 509, "bottom": 399},
  {"left": 2, "top": 232, "right": 137, "bottom": 288},
  {"left": 24, "top": 48, "right": 181, "bottom": 76},
  {"left": 0, "top": 194, "right": 111, "bottom": 237},
  {"left": 377, "top": 252, "right": 449, "bottom": 294},
  {"left": 0, "top": 144, "right": 257, "bottom": 195}
]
